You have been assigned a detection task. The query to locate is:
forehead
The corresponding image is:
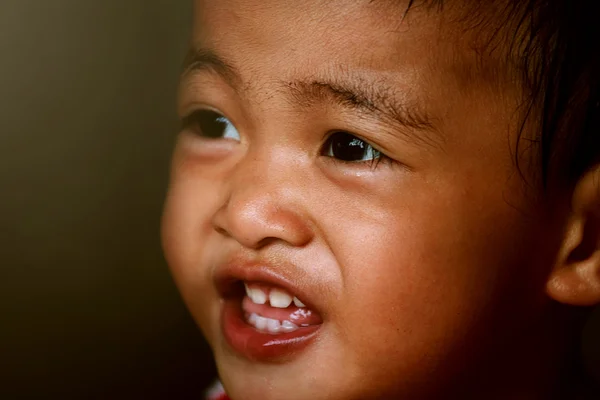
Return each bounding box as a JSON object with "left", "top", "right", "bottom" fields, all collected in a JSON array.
[
  {"left": 191, "top": 0, "right": 514, "bottom": 115},
  {"left": 194, "top": 0, "right": 409, "bottom": 44},
  {"left": 195, "top": 1, "right": 460, "bottom": 77}
]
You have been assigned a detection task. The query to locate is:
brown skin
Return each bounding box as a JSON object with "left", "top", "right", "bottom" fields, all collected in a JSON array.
[{"left": 162, "top": 1, "right": 600, "bottom": 399}]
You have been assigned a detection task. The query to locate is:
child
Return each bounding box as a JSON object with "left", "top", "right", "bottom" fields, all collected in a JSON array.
[{"left": 162, "top": 0, "right": 600, "bottom": 398}]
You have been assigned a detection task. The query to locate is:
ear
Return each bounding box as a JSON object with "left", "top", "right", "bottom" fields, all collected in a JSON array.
[{"left": 547, "top": 164, "right": 600, "bottom": 306}]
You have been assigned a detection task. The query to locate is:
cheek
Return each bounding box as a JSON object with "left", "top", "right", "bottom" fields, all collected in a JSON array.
[
  {"left": 161, "top": 168, "right": 222, "bottom": 340},
  {"left": 162, "top": 147, "right": 228, "bottom": 275},
  {"left": 162, "top": 177, "right": 210, "bottom": 276},
  {"left": 322, "top": 177, "right": 547, "bottom": 384}
]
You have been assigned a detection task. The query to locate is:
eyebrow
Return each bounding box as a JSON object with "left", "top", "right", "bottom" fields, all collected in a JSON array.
[
  {"left": 182, "top": 46, "right": 442, "bottom": 148},
  {"left": 182, "top": 47, "right": 240, "bottom": 86},
  {"left": 284, "top": 78, "right": 436, "bottom": 133}
]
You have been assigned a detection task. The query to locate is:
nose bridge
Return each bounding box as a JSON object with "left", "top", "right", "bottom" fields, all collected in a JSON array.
[
  {"left": 236, "top": 143, "right": 290, "bottom": 193},
  {"left": 213, "top": 144, "right": 313, "bottom": 249}
]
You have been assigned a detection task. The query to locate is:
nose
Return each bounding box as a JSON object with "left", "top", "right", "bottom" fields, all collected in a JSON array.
[{"left": 211, "top": 149, "right": 314, "bottom": 250}]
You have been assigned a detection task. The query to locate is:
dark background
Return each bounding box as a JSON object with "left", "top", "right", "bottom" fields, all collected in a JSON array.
[
  {"left": 1, "top": 1, "right": 216, "bottom": 399},
  {"left": 0, "top": 1, "right": 598, "bottom": 399}
]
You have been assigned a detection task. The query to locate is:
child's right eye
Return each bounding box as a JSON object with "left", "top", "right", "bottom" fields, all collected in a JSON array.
[{"left": 181, "top": 110, "right": 240, "bottom": 141}]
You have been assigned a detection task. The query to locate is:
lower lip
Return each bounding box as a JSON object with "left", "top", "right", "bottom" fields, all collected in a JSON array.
[{"left": 221, "top": 299, "right": 321, "bottom": 361}]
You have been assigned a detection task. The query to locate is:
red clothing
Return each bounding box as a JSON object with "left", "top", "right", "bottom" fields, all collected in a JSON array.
[{"left": 208, "top": 394, "right": 229, "bottom": 400}]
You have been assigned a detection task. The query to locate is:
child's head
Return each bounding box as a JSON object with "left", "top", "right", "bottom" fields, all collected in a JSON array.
[{"left": 162, "top": 1, "right": 600, "bottom": 398}]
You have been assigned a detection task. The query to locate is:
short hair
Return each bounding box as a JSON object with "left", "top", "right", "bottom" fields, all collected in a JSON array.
[{"left": 405, "top": 0, "right": 599, "bottom": 189}]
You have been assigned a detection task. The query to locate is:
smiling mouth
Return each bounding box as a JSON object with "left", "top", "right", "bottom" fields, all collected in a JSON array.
[
  {"left": 220, "top": 280, "right": 323, "bottom": 361},
  {"left": 242, "top": 283, "right": 323, "bottom": 334}
]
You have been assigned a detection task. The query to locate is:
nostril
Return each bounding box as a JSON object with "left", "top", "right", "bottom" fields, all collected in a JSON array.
[
  {"left": 256, "top": 236, "right": 278, "bottom": 249},
  {"left": 215, "top": 226, "right": 230, "bottom": 238}
]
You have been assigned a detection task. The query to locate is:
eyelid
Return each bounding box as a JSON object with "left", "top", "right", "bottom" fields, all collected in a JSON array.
[
  {"left": 180, "top": 106, "right": 241, "bottom": 131},
  {"left": 180, "top": 104, "right": 227, "bottom": 121}
]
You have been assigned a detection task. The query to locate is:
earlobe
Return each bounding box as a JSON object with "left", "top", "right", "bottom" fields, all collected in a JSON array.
[{"left": 546, "top": 164, "right": 600, "bottom": 307}]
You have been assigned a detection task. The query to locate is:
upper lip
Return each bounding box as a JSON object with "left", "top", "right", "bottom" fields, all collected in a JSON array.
[{"left": 214, "top": 254, "right": 323, "bottom": 315}]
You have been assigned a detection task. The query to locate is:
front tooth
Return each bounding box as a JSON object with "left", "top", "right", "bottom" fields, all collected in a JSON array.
[
  {"left": 269, "top": 288, "right": 293, "bottom": 308},
  {"left": 293, "top": 297, "right": 306, "bottom": 308},
  {"left": 266, "top": 318, "right": 281, "bottom": 334},
  {"left": 245, "top": 284, "right": 267, "bottom": 305}
]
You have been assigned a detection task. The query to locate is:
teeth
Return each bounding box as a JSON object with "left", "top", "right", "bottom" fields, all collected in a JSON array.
[
  {"left": 248, "top": 313, "right": 258, "bottom": 326},
  {"left": 293, "top": 297, "right": 306, "bottom": 308},
  {"left": 245, "top": 283, "right": 267, "bottom": 305},
  {"left": 267, "top": 319, "right": 281, "bottom": 334},
  {"left": 244, "top": 283, "right": 305, "bottom": 309},
  {"left": 254, "top": 315, "right": 268, "bottom": 330},
  {"left": 281, "top": 320, "right": 299, "bottom": 333},
  {"left": 246, "top": 313, "right": 299, "bottom": 334},
  {"left": 269, "top": 288, "right": 293, "bottom": 308}
]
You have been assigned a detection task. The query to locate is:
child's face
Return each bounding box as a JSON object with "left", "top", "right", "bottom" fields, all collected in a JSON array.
[{"left": 162, "top": 1, "right": 564, "bottom": 399}]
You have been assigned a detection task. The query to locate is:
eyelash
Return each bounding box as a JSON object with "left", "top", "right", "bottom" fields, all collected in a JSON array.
[
  {"left": 321, "top": 131, "right": 391, "bottom": 169},
  {"left": 181, "top": 109, "right": 392, "bottom": 169},
  {"left": 181, "top": 109, "right": 240, "bottom": 140}
]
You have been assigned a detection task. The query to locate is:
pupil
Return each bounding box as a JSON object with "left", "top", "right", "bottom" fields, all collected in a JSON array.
[
  {"left": 198, "top": 111, "right": 227, "bottom": 138},
  {"left": 331, "top": 132, "right": 367, "bottom": 161}
]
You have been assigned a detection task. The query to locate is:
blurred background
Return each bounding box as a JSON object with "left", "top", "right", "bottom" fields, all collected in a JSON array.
[
  {"left": 1, "top": 1, "right": 216, "bottom": 398},
  {"left": 0, "top": 1, "right": 599, "bottom": 400}
]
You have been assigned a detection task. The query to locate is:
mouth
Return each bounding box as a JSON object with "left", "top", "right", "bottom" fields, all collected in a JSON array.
[{"left": 217, "top": 269, "right": 323, "bottom": 362}]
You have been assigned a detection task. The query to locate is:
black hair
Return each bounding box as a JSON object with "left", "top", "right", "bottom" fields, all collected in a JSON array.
[{"left": 405, "top": 0, "right": 600, "bottom": 190}]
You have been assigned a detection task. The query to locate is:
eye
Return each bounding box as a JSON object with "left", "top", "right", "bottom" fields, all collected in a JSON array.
[
  {"left": 182, "top": 110, "right": 240, "bottom": 141},
  {"left": 322, "top": 131, "right": 382, "bottom": 162}
]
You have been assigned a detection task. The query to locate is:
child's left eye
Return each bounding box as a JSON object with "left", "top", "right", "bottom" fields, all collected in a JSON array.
[{"left": 322, "top": 131, "right": 383, "bottom": 163}]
